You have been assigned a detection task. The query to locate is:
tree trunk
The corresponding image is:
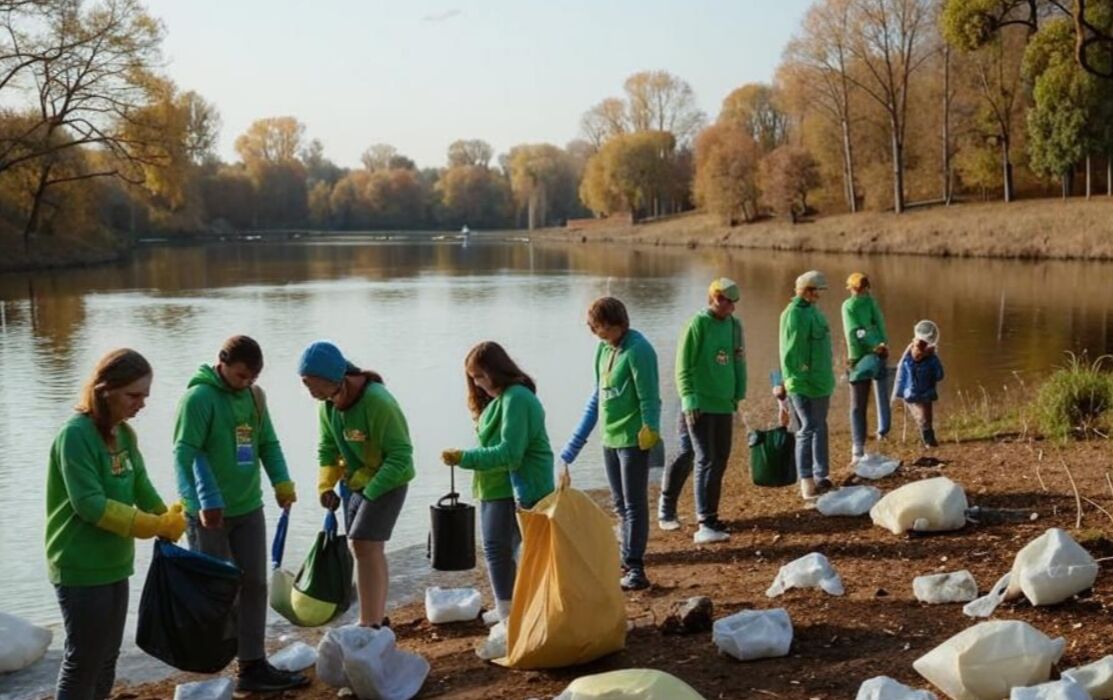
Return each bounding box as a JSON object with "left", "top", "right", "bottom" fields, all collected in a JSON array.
[
  {"left": 841, "top": 117, "right": 858, "bottom": 213},
  {"left": 942, "top": 45, "right": 952, "bottom": 205},
  {"left": 1086, "top": 155, "right": 1092, "bottom": 199},
  {"left": 1002, "top": 137, "right": 1014, "bottom": 203},
  {"left": 1061, "top": 171, "right": 1071, "bottom": 198},
  {"left": 1107, "top": 154, "right": 1112, "bottom": 196},
  {"left": 23, "top": 161, "right": 54, "bottom": 253},
  {"left": 890, "top": 121, "right": 904, "bottom": 214}
]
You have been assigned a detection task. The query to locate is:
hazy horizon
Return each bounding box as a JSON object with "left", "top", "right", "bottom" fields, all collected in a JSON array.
[{"left": 147, "top": 0, "right": 812, "bottom": 169}]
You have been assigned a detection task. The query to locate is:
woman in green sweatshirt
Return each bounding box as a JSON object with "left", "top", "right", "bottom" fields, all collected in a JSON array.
[
  {"left": 300, "top": 341, "right": 415, "bottom": 629},
  {"left": 841, "top": 272, "right": 891, "bottom": 463},
  {"left": 173, "top": 335, "right": 305, "bottom": 693},
  {"left": 45, "top": 349, "right": 185, "bottom": 700},
  {"left": 441, "top": 341, "right": 556, "bottom": 624}
]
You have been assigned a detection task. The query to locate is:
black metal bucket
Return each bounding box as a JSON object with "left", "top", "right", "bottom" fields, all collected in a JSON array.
[{"left": 429, "top": 491, "right": 476, "bottom": 571}]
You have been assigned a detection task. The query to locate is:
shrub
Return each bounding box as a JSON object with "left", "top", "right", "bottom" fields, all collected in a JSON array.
[{"left": 1034, "top": 353, "right": 1113, "bottom": 440}]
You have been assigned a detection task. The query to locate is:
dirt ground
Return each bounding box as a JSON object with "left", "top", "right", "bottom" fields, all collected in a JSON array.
[{"left": 119, "top": 430, "right": 1113, "bottom": 700}]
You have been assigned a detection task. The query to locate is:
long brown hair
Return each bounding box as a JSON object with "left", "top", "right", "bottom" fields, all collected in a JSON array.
[
  {"left": 465, "top": 341, "right": 536, "bottom": 419},
  {"left": 75, "top": 349, "right": 152, "bottom": 441}
]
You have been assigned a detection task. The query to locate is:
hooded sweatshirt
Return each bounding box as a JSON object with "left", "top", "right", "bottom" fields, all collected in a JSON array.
[
  {"left": 173, "top": 364, "right": 290, "bottom": 517},
  {"left": 45, "top": 414, "right": 166, "bottom": 585},
  {"left": 675, "top": 309, "right": 747, "bottom": 414}
]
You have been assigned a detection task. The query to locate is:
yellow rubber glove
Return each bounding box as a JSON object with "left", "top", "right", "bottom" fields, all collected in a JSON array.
[
  {"left": 637, "top": 425, "right": 660, "bottom": 451},
  {"left": 441, "top": 449, "right": 463, "bottom": 466},
  {"left": 274, "top": 481, "right": 297, "bottom": 508},
  {"left": 130, "top": 503, "right": 186, "bottom": 542},
  {"left": 317, "top": 465, "right": 345, "bottom": 496}
]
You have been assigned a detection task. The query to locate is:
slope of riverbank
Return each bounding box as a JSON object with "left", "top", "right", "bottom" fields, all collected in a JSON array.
[
  {"left": 542, "top": 198, "right": 1113, "bottom": 261},
  {"left": 0, "top": 232, "right": 128, "bottom": 273},
  {"left": 116, "top": 429, "right": 1113, "bottom": 700}
]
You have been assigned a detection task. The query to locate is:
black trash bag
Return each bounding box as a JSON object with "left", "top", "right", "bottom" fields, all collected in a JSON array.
[
  {"left": 136, "top": 539, "right": 242, "bottom": 673},
  {"left": 288, "top": 510, "right": 354, "bottom": 626}
]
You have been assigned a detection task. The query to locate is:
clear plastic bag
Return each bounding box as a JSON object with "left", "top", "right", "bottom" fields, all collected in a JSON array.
[
  {"left": 316, "top": 626, "right": 429, "bottom": 700},
  {"left": 870, "top": 477, "right": 967, "bottom": 535},
  {"left": 817, "top": 486, "right": 882, "bottom": 516},
  {"left": 173, "top": 678, "right": 234, "bottom": 700},
  {"left": 0, "top": 612, "right": 52, "bottom": 673},
  {"left": 424, "top": 587, "right": 482, "bottom": 624},
  {"left": 856, "top": 676, "right": 939, "bottom": 700},
  {"left": 913, "top": 571, "right": 978, "bottom": 604},
  {"left": 270, "top": 641, "right": 318, "bottom": 672},
  {"left": 712, "top": 608, "right": 793, "bottom": 661},
  {"left": 1062, "top": 656, "right": 1113, "bottom": 699},
  {"left": 766, "top": 552, "right": 844, "bottom": 597},
  {"left": 1009, "top": 680, "right": 1090, "bottom": 700},
  {"left": 854, "top": 454, "right": 901, "bottom": 480}
]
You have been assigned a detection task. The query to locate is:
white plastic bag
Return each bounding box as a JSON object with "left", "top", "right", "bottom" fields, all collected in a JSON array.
[
  {"left": 424, "top": 587, "right": 482, "bottom": 624},
  {"left": 855, "top": 454, "right": 901, "bottom": 480},
  {"left": 476, "top": 621, "right": 507, "bottom": 661},
  {"left": 857, "top": 676, "right": 939, "bottom": 700},
  {"left": 0, "top": 612, "right": 52, "bottom": 673},
  {"left": 765, "top": 552, "right": 844, "bottom": 597},
  {"left": 870, "top": 477, "right": 968, "bottom": 535},
  {"left": 817, "top": 486, "right": 882, "bottom": 516},
  {"left": 316, "top": 625, "right": 429, "bottom": 700},
  {"left": 1062, "top": 656, "right": 1113, "bottom": 699},
  {"left": 553, "top": 669, "right": 706, "bottom": 700},
  {"left": 913, "top": 571, "right": 978, "bottom": 604},
  {"left": 711, "top": 608, "right": 793, "bottom": 661},
  {"left": 270, "top": 641, "right": 318, "bottom": 672},
  {"left": 965, "top": 529, "right": 1098, "bottom": 619},
  {"left": 1009, "top": 680, "right": 1090, "bottom": 699},
  {"left": 173, "top": 678, "right": 234, "bottom": 700},
  {"left": 913, "top": 620, "right": 1065, "bottom": 700}
]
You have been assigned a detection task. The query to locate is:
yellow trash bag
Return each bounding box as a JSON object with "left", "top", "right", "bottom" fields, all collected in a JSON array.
[
  {"left": 554, "top": 669, "right": 706, "bottom": 700},
  {"left": 498, "top": 468, "right": 626, "bottom": 669}
]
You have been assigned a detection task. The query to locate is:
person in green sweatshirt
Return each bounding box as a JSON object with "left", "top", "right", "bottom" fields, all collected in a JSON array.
[
  {"left": 559, "top": 296, "right": 661, "bottom": 591},
  {"left": 841, "top": 272, "right": 891, "bottom": 463},
  {"left": 172, "top": 335, "right": 306, "bottom": 693},
  {"left": 46, "top": 348, "right": 185, "bottom": 700},
  {"left": 441, "top": 341, "right": 556, "bottom": 625},
  {"left": 300, "top": 340, "right": 414, "bottom": 630},
  {"left": 779, "top": 270, "right": 836, "bottom": 506},
  {"left": 658, "top": 278, "right": 746, "bottom": 544}
]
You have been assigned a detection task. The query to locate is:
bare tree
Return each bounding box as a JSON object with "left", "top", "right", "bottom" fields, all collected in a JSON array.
[
  {"left": 623, "top": 71, "right": 706, "bottom": 146},
  {"left": 580, "top": 97, "right": 629, "bottom": 148},
  {"left": 846, "top": 0, "right": 935, "bottom": 213},
  {"left": 446, "top": 138, "right": 493, "bottom": 168}
]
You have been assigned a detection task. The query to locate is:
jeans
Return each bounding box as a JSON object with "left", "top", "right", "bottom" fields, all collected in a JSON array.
[
  {"left": 55, "top": 580, "right": 128, "bottom": 700},
  {"left": 479, "top": 498, "right": 521, "bottom": 602},
  {"left": 849, "top": 373, "right": 892, "bottom": 456},
  {"left": 789, "top": 394, "right": 830, "bottom": 480},
  {"left": 604, "top": 446, "right": 650, "bottom": 573},
  {"left": 659, "top": 411, "right": 733, "bottom": 523},
  {"left": 187, "top": 506, "right": 268, "bottom": 661}
]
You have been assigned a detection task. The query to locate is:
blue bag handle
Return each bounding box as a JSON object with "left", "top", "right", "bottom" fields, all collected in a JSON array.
[
  {"left": 271, "top": 506, "right": 290, "bottom": 571},
  {"left": 324, "top": 508, "right": 338, "bottom": 537}
]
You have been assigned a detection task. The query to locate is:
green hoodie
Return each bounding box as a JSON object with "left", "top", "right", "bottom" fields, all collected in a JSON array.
[
  {"left": 45, "top": 414, "right": 166, "bottom": 586},
  {"left": 841, "top": 293, "right": 888, "bottom": 363},
  {"left": 318, "top": 381, "right": 415, "bottom": 501},
  {"left": 459, "top": 383, "right": 555, "bottom": 506},
  {"left": 779, "top": 296, "right": 836, "bottom": 398},
  {"left": 596, "top": 329, "right": 662, "bottom": 449},
  {"left": 676, "top": 309, "right": 747, "bottom": 414},
  {"left": 173, "top": 364, "right": 290, "bottom": 517}
]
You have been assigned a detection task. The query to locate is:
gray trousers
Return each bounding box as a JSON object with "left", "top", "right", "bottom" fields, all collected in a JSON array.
[
  {"left": 659, "top": 411, "right": 733, "bottom": 523},
  {"left": 187, "top": 506, "right": 267, "bottom": 662},
  {"left": 479, "top": 498, "right": 521, "bottom": 602},
  {"left": 849, "top": 374, "right": 892, "bottom": 456},
  {"left": 54, "top": 580, "right": 128, "bottom": 700}
]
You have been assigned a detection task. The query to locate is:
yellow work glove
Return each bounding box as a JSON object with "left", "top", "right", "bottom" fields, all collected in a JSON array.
[
  {"left": 131, "top": 503, "right": 186, "bottom": 542},
  {"left": 317, "top": 465, "right": 345, "bottom": 496},
  {"left": 441, "top": 449, "right": 463, "bottom": 466},
  {"left": 274, "top": 481, "right": 297, "bottom": 508},
  {"left": 637, "top": 425, "right": 660, "bottom": 451}
]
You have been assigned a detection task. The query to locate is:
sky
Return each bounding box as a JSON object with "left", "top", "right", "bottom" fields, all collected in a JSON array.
[{"left": 147, "top": 0, "right": 814, "bottom": 170}]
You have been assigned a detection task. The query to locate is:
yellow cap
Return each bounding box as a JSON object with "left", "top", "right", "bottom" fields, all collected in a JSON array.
[
  {"left": 708, "top": 277, "right": 740, "bottom": 302},
  {"left": 846, "top": 272, "right": 869, "bottom": 291}
]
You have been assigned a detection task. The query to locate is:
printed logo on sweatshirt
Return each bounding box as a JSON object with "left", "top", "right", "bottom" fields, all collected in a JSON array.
[
  {"left": 111, "top": 449, "right": 133, "bottom": 477},
  {"left": 344, "top": 428, "right": 367, "bottom": 443},
  {"left": 716, "top": 349, "right": 729, "bottom": 365},
  {"left": 235, "top": 424, "right": 255, "bottom": 466}
]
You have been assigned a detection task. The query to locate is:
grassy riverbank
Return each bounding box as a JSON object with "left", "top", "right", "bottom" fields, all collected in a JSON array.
[
  {"left": 0, "top": 232, "right": 128, "bottom": 273},
  {"left": 541, "top": 198, "right": 1113, "bottom": 261}
]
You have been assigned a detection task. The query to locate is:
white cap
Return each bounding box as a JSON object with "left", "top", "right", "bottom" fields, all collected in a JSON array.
[
  {"left": 795, "top": 270, "right": 828, "bottom": 291},
  {"left": 914, "top": 320, "right": 940, "bottom": 346}
]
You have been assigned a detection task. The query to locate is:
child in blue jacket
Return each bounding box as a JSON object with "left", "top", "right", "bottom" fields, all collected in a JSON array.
[{"left": 893, "top": 320, "right": 944, "bottom": 447}]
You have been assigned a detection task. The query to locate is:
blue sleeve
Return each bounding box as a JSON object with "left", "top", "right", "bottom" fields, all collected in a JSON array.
[
  {"left": 175, "top": 443, "right": 224, "bottom": 511},
  {"left": 893, "top": 352, "right": 911, "bottom": 401},
  {"left": 559, "top": 389, "right": 599, "bottom": 465},
  {"left": 933, "top": 356, "right": 944, "bottom": 383}
]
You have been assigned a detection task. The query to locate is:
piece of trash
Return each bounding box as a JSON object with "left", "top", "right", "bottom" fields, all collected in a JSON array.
[
  {"left": 913, "top": 571, "right": 978, "bottom": 604},
  {"left": 712, "top": 609, "right": 793, "bottom": 661},
  {"left": 766, "top": 553, "right": 844, "bottom": 597}
]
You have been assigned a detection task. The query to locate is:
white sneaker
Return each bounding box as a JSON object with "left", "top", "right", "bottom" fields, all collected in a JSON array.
[
  {"left": 482, "top": 608, "right": 500, "bottom": 626},
  {"left": 693, "top": 524, "right": 730, "bottom": 544},
  {"left": 657, "top": 517, "right": 681, "bottom": 531}
]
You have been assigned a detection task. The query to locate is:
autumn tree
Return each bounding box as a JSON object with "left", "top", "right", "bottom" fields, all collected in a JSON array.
[
  {"left": 692, "top": 124, "right": 762, "bottom": 224},
  {"left": 446, "top": 139, "right": 494, "bottom": 167},
  {"left": 622, "top": 71, "right": 706, "bottom": 145},
  {"left": 234, "top": 116, "right": 305, "bottom": 168},
  {"left": 718, "top": 84, "right": 791, "bottom": 152},
  {"left": 580, "top": 97, "right": 630, "bottom": 148},
  {"left": 579, "top": 131, "right": 677, "bottom": 220},
  {"left": 507, "top": 144, "right": 578, "bottom": 229},
  {"left": 759, "top": 145, "right": 822, "bottom": 222},
  {"left": 436, "top": 164, "right": 512, "bottom": 229}
]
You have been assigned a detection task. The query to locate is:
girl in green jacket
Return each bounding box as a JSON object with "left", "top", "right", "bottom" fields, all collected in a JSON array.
[
  {"left": 441, "top": 342, "right": 556, "bottom": 624},
  {"left": 45, "top": 349, "right": 185, "bottom": 700},
  {"left": 300, "top": 341, "right": 414, "bottom": 629}
]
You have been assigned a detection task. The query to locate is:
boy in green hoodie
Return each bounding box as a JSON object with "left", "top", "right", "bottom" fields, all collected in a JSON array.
[
  {"left": 658, "top": 278, "right": 746, "bottom": 544},
  {"left": 173, "top": 336, "right": 305, "bottom": 692}
]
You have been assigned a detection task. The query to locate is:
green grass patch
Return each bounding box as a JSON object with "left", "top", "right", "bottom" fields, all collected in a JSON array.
[{"left": 1033, "top": 353, "right": 1113, "bottom": 441}]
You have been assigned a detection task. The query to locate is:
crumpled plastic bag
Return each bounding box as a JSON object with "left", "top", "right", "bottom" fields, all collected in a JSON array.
[
  {"left": 173, "top": 678, "right": 234, "bottom": 700},
  {"left": 856, "top": 676, "right": 939, "bottom": 700},
  {"left": 870, "top": 477, "right": 968, "bottom": 535},
  {"left": 766, "top": 552, "right": 844, "bottom": 597},
  {"left": 1062, "top": 655, "right": 1113, "bottom": 699},
  {"left": 553, "top": 669, "right": 706, "bottom": 700},
  {"left": 913, "top": 571, "right": 978, "bottom": 604},
  {"left": 424, "top": 587, "right": 482, "bottom": 624},
  {"left": 0, "top": 611, "right": 52, "bottom": 673},
  {"left": 269, "top": 641, "right": 318, "bottom": 672},
  {"left": 477, "top": 621, "right": 507, "bottom": 661},
  {"left": 817, "top": 486, "right": 882, "bottom": 516},
  {"left": 964, "top": 528, "right": 1099, "bottom": 618},
  {"left": 1009, "top": 679, "right": 1090, "bottom": 699},
  {"left": 712, "top": 608, "right": 793, "bottom": 661},
  {"left": 855, "top": 454, "right": 901, "bottom": 480},
  {"left": 913, "top": 620, "right": 1065, "bottom": 700},
  {"left": 315, "top": 625, "right": 429, "bottom": 700}
]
